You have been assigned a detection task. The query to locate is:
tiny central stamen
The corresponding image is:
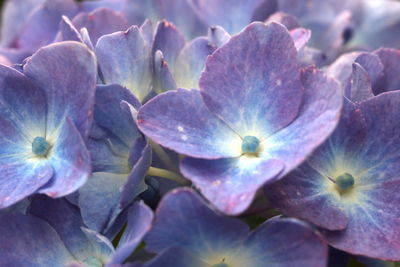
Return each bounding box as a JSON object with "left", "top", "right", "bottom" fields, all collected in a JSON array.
[
  {"left": 335, "top": 173, "right": 355, "bottom": 191},
  {"left": 32, "top": 136, "right": 50, "bottom": 157},
  {"left": 241, "top": 135, "right": 260, "bottom": 154}
]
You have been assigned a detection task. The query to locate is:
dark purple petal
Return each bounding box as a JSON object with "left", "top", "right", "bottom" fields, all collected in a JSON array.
[
  {"left": 181, "top": 157, "right": 284, "bottom": 215},
  {"left": 137, "top": 89, "right": 242, "bottom": 159},
  {"left": 145, "top": 188, "right": 249, "bottom": 257},
  {"left": 108, "top": 202, "right": 154, "bottom": 265},
  {"left": 0, "top": 212, "right": 76, "bottom": 266},
  {"left": 24, "top": 41, "right": 97, "bottom": 138},
  {"left": 95, "top": 26, "right": 152, "bottom": 102},
  {"left": 200, "top": 22, "right": 303, "bottom": 139},
  {"left": 39, "top": 118, "right": 91, "bottom": 197}
]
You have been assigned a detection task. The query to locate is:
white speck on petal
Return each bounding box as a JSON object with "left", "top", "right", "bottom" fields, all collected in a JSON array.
[
  {"left": 276, "top": 79, "right": 282, "bottom": 86},
  {"left": 181, "top": 135, "right": 188, "bottom": 141},
  {"left": 177, "top": 125, "right": 184, "bottom": 132},
  {"left": 213, "top": 180, "right": 221, "bottom": 186}
]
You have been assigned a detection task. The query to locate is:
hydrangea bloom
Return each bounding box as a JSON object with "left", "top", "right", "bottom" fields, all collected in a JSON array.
[
  {"left": 265, "top": 93, "right": 400, "bottom": 260},
  {"left": 144, "top": 189, "right": 328, "bottom": 267},
  {"left": 0, "top": 41, "right": 96, "bottom": 208},
  {"left": 137, "top": 22, "right": 342, "bottom": 214},
  {"left": 79, "top": 84, "right": 151, "bottom": 235},
  {"left": 0, "top": 196, "right": 153, "bottom": 266}
]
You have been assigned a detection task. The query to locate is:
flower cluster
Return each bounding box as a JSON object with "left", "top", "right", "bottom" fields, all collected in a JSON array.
[{"left": 0, "top": 0, "right": 400, "bottom": 266}]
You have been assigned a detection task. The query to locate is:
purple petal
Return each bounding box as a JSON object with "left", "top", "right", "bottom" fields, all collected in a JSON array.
[
  {"left": 94, "top": 84, "right": 141, "bottom": 147},
  {"left": 72, "top": 8, "right": 129, "bottom": 45},
  {"left": 24, "top": 41, "right": 97, "bottom": 138},
  {"left": 0, "top": 65, "right": 53, "bottom": 208},
  {"left": 262, "top": 66, "right": 342, "bottom": 178},
  {"left": 373, "top": 48, "right": 400, "bottom": 94},
  {"left": 344, "top": 63, "right": 374, "bottom": 103},
  {"left": 15, "top": 0, "right": 78, "bottom": 51},
  {"left": 290, "top": 28, "right": 311, "bottom": 51},
  {"left": 0, "top": 159, "right": 53, "bottom": 209},
  {"left": 29, "top": 196, "right": 98, "bottom": 261},
  {"left": 56, "top": 15, "right": 84, "bottom": 43},
  {"left": 174, "top": 37, "right": 216, "bottom": 89},
  {"left": 268, "top": 92, "right": 400, "bottom": 260},
  {"left": 200, "top": 22, "right": 303, "bottom": 139},
  {"left": 145, "top": 188, "right": 249, "bottom": 258},
  {"left": 0, "top": 212, "right": 76, "bottom": 266},
  {"left": 154, "top": 0, "right": 206, "bottom": 40},
  {"left": 79, "top": 172, "right": 127, "bottom": 233},
  {"left": 108, "top": 202, "right": 154, "bottom": 265},
  {"left": 0, "top": 0, "right": 45, "bottom": 47},
  {"left": 95, "top": 26, "right": 152, "bottom": 102},
  {"left": 188, "top": 0, "right": 265, "bottom": 34},
  {"left": 143, "top": 246, "right": 208, "bottom": 267},
  {"left": 153, "top": 50, "right": 177, "bottom": 93},
  {"left": 137, "top": 89, "right": 242, "bottom": 159},
  {"left": 152, "top": 20, "right": 186, "bottom": 66},
  {"left": 232, "top": 217, "right": 328, "bottom": 267},
  {"left": 39, "top": 118, "right": 91, "bottom": 197},
  {"left": 266, "top": 12, "right": 300, "bottom": 30},
  {"left": 207, "top": 26, "right": 231, "bottom": 47},
  {"left": 181, "top": 157, "right": 284, "bottom": 215}
]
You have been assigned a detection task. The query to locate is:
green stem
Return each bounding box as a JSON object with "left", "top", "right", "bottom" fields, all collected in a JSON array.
[
  {"left": 147, "top": 166, "right": 188, "bottom": 184},
  {"left": 150, "top": 140, "right": 179, "bottom": 172}
]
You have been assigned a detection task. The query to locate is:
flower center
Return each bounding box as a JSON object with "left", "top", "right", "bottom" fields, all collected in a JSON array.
[
  {"left": 241, "top": 135, "right": 260, "bottom": 154},
  {"left": 211, "top": 263, "right": 229, "bottom": 267},
  {"left": 31, "top": 136, "right": 50, "bottom": 157},
  {"left": 82, "top": 256, "right": 103, "bottom": 267},
  {"left": 335, "top": 173, "right": 355, "bottom": 191}
]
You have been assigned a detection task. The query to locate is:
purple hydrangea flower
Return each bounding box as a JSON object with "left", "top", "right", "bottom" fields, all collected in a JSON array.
[
  {"left": 144, "top": 188, "right": 328, "bottom": 267},
  {"left": 265, "top": 93, "right": 400, "bottom": 260},
  {"left": 137, "top": 22, "right": 342, "bottom": 215},
  {"left": 79, "top": 84, "right": 152, "bottom": 235},
  {"left": 0, "top": 41, "right": 96, "bottom": 208},
  {"left": 0, "top": 196, "right": 153, "bottom": 266}
]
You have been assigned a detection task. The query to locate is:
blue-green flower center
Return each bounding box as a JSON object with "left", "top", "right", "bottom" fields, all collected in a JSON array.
[
  {"left": 32, "top": 136, "right": 50, "bottom": 157},
  {"left": 241, "top": 135, "right": 260, "bottom": 154},
  {"left": 335, "top": 173, "right": 355, "bottom": 191},
  {"left": 82, "top": 256, "right": 103, "bottom": 267}
]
